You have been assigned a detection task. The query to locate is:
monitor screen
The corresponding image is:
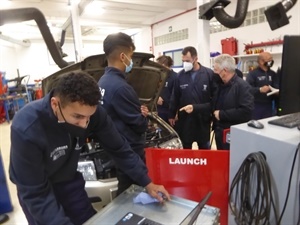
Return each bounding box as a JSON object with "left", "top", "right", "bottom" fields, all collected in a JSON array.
[{"left": 277, "top": 35, "right": 300, "bottom": 116}]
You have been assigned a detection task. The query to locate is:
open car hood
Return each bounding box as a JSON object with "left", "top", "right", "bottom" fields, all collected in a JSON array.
[{"left": 42, "top": 52, "right": 169, "bottom": 111}]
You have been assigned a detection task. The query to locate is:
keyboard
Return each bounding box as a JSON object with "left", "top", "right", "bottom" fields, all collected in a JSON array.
[
  {"left": 268, "top": 112, "right": 300, "bottom": 128},
  {"left": 115, "top": 212, "right": 163, "bottom": 225},
  {"left": 140, "top": 218, "right": 163, "bottom": 225}
]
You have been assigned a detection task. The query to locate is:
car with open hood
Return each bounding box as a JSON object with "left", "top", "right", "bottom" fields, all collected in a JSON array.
[{"left": 42, "top": 53, "right": 183, "bottom": 208}]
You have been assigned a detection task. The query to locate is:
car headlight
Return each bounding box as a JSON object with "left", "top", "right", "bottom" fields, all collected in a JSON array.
[{"left": 158, "top": 138, "right": 183, "bottom": 149}]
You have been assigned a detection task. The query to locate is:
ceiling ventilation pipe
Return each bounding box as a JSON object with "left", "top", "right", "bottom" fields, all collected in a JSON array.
[
  {"left": 212, "top": 0, "right": 249, "bottom": 28},
  {"left": 199, "top": 0, "right": 298, "bottom": 30},
  {"left": 0, "top": 8, "right": 69, "bottom": 68}
]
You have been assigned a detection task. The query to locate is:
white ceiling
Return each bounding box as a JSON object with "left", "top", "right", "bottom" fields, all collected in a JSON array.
[{"left": 0, "top": 0, "right": 196, "bottom": 43}]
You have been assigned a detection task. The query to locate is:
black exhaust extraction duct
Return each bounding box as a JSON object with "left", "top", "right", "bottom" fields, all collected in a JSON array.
[
  {"left": 56, "top": 29, "right": 68, "bottom": 58},
  {"left": 264, "top": 0, "right": 298, "bottom": 30},
  {"left": 199, "top": 0, "right": 298, "bottom": 30},
  {"left": 199, "top": 0, "right": 249, "bottom": 29},
  {"left": 0, "top": 8, "right": 69, "bottom": 68}
]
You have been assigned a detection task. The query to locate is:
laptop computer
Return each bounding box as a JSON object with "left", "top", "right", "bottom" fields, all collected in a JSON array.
[{"left": 115, "top": 191, "right": 212, "bottom": 225}]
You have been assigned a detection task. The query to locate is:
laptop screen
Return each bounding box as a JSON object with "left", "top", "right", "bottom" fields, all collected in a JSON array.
[{"left": 179, "top": 191, "right": 212, "bottom": 225}]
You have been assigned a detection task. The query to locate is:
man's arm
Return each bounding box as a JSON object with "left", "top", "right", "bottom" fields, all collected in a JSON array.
[
  {"left": 168, "top": 76, "right": 180, "bottom": 126},
  {"left": 219, "top": 82, "right": 254, "bottom": 123},
  {"left": 94, "top": 106, "right": 170, "bottom": 201},
  {"left": 246, "top": 71, "right": 261, "bottom": 95},
  {"left": 112, "top": 86, "right": 148, "bottom": 134},
  {"left": 9, "top": 127, "right": 73, "bottom": 225},
  {"left": 181, "top": 72, "right": 217, "bottom": 115}
]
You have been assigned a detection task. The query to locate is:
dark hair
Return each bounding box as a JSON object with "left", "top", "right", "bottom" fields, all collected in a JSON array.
[
  {"left": 103, "top": 32, "right": 136, "bottom": 57},
  {"left": 182, "top": 46, "right": 198, "bottom": 57},
  {"left": 52, "top": 71, "right": 100, "bottom": 107},
  {"left": 156, "top": 55, "right": 174, "bottom": 67}
]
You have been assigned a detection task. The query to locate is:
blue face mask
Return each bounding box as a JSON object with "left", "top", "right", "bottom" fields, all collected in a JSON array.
[{"left": 123, "top": 54, "right": 133, "bottom": 73}]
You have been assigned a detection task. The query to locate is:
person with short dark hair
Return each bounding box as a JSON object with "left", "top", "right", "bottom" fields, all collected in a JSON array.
[
  {"left": 98, "top": 32, "right": 150, "bottom": 195},
  {"left": 169, "top": 46, "right": 217, "bottom": 149},
  {"left": 212, "top": 54, "right": 253, "bottom": 150},
  {"left": 246, "top": 52, "right": 279, "bottom": 119},
  {"left": 156, "top": 55, "right": 178, "bottom": 123},
  {"left": 10, "top": 71, "right": 170, "bottom": 225}
]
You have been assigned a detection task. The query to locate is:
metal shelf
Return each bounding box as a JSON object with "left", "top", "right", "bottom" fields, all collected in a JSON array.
[{"left": 233, "top": 52, "right": 282, "bottom": 58}]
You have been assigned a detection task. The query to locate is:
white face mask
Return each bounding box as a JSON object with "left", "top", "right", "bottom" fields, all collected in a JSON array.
[{"left": 183, "top": 61, "right": 193, "bottom": 72}]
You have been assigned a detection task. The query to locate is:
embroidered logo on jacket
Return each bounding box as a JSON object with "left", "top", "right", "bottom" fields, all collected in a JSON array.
[
  {"left": 99, "top": 87, "right": 105, "bottom": 105},
  {"left": 203, "top": 84, "right": 208, "bottom": 91},
  {"left": 50, "top": 145, "right": 68, "bottom": 161},
  {"left": 180, "top": 84, "right": 188, "bottom": 89}
]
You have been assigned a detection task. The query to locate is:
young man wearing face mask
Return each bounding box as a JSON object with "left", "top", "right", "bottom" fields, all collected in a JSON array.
[
  {"left": 169, "top": 46, "right": 217, "bottom": 149},
  {"left": 98, "top": 32, "right": 150, "bottom": 195},
  {"left": 246, "top": 51, "right": 279, "bottom": 119},
  {"left": 9, "top": 71, "right": 170, "bottom": 225}
]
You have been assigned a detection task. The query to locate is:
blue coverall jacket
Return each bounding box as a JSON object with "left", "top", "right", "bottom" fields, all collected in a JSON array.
[{"left": 169, "top": 64, "right": 217, "bottom": 145}]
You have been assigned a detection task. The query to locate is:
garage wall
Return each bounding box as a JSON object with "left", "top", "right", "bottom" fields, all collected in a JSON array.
[
  {"left": 151, "top": 9, "right": 197, "bottom": 60},
  {"left": 147, "top": 0, "right": 300, "bottom": 70},
  {"left": 0, "top": 39, "right": 104, "bottom": 83},
  {"left": 0, "top": 32, "right": 149, "bottom": 84},
  {"left": 210, "top": 1, "right": 300, "bottom": 55},
  {"left": 0, "top": 41, "right": 16, "bottom": 80},
  {"left": 1, "top": 0, "right": 300, "bottom": 83},
  {"left": 133, "top": 27, "right": 152, "bottom": 54}
]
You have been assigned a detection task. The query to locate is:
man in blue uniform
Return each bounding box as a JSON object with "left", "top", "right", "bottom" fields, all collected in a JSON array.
[
  {"left": 169, "top": 46, "right": 216, "bottom": 149},
  {"left": 98, "top": 32, "right": 150, "bottom": 195},
  {"left": 212, "top": 54, "right": 253, "bottom": 150},
  {"left": 156, "top": 55, "right": 178, "bottom": 123},
  {"left": 246, "top": 52, "right": 279, "bottom": 119},
  {"left": 9, "top": 71, "right": 170, "bottom": 225}
]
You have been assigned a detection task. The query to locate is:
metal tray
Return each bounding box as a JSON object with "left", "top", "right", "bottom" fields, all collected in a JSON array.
[{"left": 84, "top": 185, "right": 220, "bottom": 225}]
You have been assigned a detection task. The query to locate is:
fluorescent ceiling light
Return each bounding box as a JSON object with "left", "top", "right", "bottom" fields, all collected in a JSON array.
[
  {"left": 85, "top": 1, "right": 105, "bottom": 15},
  {"left": 0, "top": 0, "right": 12, "bottom": 7}
]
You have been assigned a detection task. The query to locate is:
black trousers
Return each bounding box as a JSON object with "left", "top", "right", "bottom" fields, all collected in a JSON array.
[
  {"left": 18, "top": 172, "right": 96, "bottom": 225},
  {"left": 182, "top": 141, "right": 210, "bottom": 150}
]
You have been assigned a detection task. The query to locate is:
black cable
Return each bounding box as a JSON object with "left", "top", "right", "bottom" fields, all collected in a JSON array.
[
  {"left": 230, "top": 143, "right": 300, "bottom": 225},
  {"left": 229, "top": 152, "right": 279, "bottom": 225},
  {"left": 277, "top": 142, "right": 300, "bottom": 224}
]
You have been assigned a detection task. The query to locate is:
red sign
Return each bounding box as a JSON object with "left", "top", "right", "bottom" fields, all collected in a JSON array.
[{"left": 146, "top": 148, "right": 229, "bottom": 225}]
